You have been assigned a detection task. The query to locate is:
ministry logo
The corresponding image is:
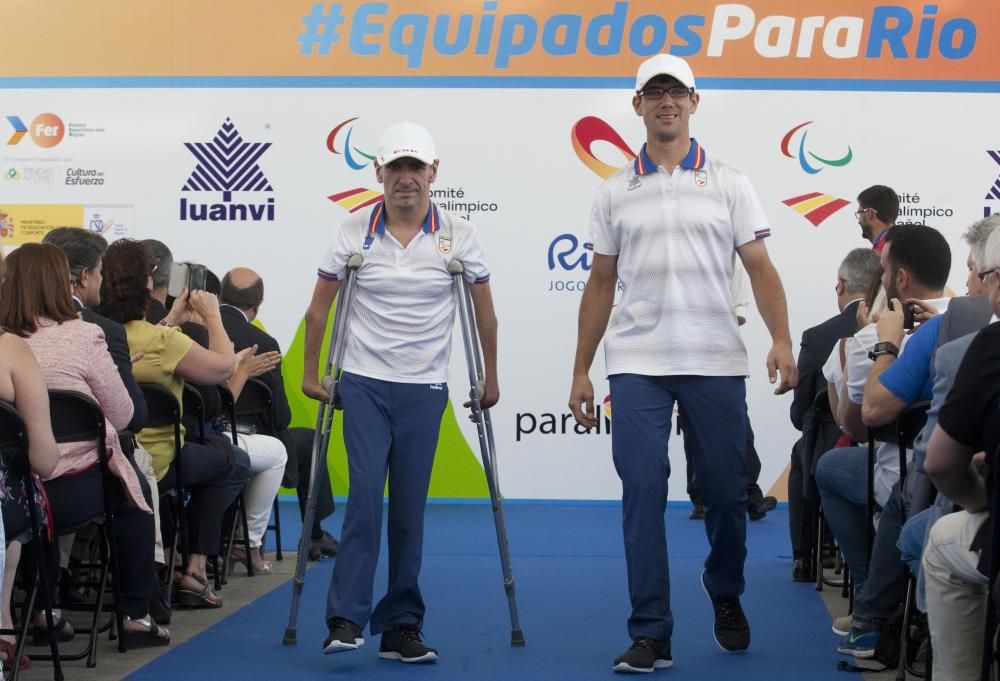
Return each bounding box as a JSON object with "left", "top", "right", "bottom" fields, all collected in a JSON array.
[{"left": 180, "top": 118, "right": 274, "bottom": 222}]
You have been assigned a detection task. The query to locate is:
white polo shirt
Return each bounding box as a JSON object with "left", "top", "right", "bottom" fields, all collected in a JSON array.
[
  {"left": 590, "top": 140, "right": 770, "bottom": 377},
  {"left": 317, "top": 201, "right": 490, "bottom": 384},
  {"left": 843, "top": 295, "right": 951, "bottom": 506}
]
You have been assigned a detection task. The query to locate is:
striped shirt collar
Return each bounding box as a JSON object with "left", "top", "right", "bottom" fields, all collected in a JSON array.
[
  {"left": 367, "top": 201, "right": 440, "bottom": 236},
  {"left": 633, "top": 138, "right": 707, "bottom": 176},
  {"left": 872, "top": 227, "right": 890, "bottom": 253}
]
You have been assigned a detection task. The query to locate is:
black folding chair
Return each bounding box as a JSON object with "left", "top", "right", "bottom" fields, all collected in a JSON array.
[
  {"left": 138, "top": 383, "right": 186, "bottom": 608},
  {"left": 868, "top": 401, "right": 929, "bottom": 679},
  {"left": 234, "top": 377, "right": 283, "bottom": 561},
  {"left": 33, "top": 390, "right": 130, "bottom": 670},
  {"left": 216, "top": 385, "right": 253, "bottom": 581},
  {"left": 0, "top": 400, "right": 63, "bottom": 681},
  {"left": 806, "top": 391, "right": 849, "bottom": 593}
]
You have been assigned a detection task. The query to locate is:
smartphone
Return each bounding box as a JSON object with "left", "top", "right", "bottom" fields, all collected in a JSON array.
[
  {"left": 187, "top": 264, "right": 207, "bottom": 292},
  {"left": 167, "top": 262, "right": 189, "bottom": 298},
  {"left": 166, "top": 262, "right": 208, "bottom": 297},
  {"left": 902, "top": 303, "right": 915, "bottom": 330}
]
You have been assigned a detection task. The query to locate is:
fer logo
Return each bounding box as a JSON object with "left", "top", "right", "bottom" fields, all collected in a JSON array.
[
  {"left": 6, "top": 113, "right": 64, "bottom": 148},
  {"left": 780, "top": 121, "right": 852, "bottom": 175}
]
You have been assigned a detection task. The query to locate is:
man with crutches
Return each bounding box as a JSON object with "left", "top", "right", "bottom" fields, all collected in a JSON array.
[{"left": 300, "top": 121, "right": 500, "bottom": 664}]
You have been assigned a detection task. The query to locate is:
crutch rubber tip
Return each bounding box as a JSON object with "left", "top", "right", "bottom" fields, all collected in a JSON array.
[
  {"left": 283, "top": 628, "right": 298, "bottom": 645},
  {"left": 511, "top": 629, "right": 525, "bottom": 646}
]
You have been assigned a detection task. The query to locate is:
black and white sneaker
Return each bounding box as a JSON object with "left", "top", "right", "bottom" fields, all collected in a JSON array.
[
  {"left": 701, "top": 570, "right": 750, "bottom": 652},
  {"left": 612, "top": 637, "right": 672, "bottom": 673},
  {"left": 322, "top": 617, "right": 364, "bottom": 654},
  {"left": 379, "top": 624, "right": 438, "bottom": 663}
]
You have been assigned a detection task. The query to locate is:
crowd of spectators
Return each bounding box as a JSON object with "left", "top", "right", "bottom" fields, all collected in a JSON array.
[
  {"left": 787, "top": 184, "right": 1000, "bottom": 679},
  {"left": 0, "top": 232, "right": 338, "bottom": 670}
]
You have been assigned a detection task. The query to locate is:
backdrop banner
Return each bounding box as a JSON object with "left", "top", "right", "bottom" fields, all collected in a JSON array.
[{"left": 2, "top": 1, "right": 997, "bottom": 500}]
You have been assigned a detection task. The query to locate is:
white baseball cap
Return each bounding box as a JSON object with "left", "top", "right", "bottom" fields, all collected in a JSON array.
[
  {"left": 635, "top": 54, "right": 696, "bottom": 92},
  {"left": 375, "top": 121, "right": 437, "bottom": 166}
]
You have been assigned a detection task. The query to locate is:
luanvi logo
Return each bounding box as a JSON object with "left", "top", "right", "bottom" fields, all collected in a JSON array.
[{"left": 180, "top": 118, "right": 274, "bottom": 222}]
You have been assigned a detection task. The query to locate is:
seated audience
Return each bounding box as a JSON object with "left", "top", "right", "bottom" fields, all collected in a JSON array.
[
  {"left": 788, "top": 248, "right": 878, "bottom": 580},
  {"left": 815, "top": 225, "right": 951, "bottom": 656},
  {"left": 0, "top": 244, "right": 168, "bottom": 647},
  {"left": 922, "top": 223, "right": 1000, "bottom": 680},
  {"left": 96, "top": 239, "right": 247, "bottom": 609},
  {"left": 220, "top": 267, "right": 339, "bottom": 560},
  {"left": 0, "top": 264, "right": 59, "bottom": 669}
]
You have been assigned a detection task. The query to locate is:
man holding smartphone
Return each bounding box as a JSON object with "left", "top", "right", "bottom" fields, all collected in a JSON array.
[{"left": 568, "top": 54, "right": 797, "bottom": 672}]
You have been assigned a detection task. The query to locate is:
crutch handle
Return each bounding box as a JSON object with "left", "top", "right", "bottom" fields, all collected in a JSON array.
[
  {"left": 470, "top": 380, "right": 486, "bottom": 401},
  {"left": 321, "top": 375, "right": 337, "bottom": 393}
]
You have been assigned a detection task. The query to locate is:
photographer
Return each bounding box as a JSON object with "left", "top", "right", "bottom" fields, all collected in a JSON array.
[{"left": 815, "top": 224, "right": 952, "bottom": 657}]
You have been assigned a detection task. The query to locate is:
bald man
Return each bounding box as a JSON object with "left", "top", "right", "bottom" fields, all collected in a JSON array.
[{"left": 219, "top": 268, "right": 339, "bottom": 559}]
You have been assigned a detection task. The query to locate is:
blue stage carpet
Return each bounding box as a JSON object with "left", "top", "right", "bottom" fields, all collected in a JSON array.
[{"left": 128, "top": 503, "right": 848, "bottom": 680}]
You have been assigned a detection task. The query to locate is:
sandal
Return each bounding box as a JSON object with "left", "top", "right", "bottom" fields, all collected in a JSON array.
[
  {"left": 30, "top": 613, "right": 74, "bottom": 645},
  {"left": 175, "top": 571, "right": 223, "bottom": 609},
  {"left": 0, "top": 638, "right": 30, "bottom": 671},
  {"left": 230, "top": 545, "right": 272, "bottom": 575},
  {"left": 122, "top": 616, "right": 171, "bottom": 648}
]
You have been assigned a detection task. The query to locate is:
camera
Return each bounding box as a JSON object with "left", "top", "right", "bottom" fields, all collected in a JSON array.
[{"left": 167, "top": 262, "right": 208, "bottom": 298}]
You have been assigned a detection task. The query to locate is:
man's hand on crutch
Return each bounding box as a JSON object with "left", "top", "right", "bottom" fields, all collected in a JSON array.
[{"left": 302, "top": 277, "right": 342, "bottom": 403}]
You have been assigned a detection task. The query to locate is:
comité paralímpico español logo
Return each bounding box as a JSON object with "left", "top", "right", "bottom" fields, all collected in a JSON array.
[
  {"left": 180, "top": 118, "right": 274, "bottom": 222},
  {"left": 326, "top": 117, "right": 384, "bottom": 214},
  {"left": 779, "top": 121, "right": 852, "bottom": 227}
]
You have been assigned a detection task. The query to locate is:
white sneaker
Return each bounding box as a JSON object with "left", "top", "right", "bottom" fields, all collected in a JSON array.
[{"left": 832, "top": 614, "right": 852, "bottom": 636}]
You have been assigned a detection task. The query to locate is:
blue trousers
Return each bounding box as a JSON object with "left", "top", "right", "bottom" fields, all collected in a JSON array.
[
  {"left": 815, "top": 447, "right": 872, "bottom": 586},
  {"left": 609, "top": 374, "right": 748, "bottom": 641},
  {"left": 326, "top": 372, "right": 448, "bottom": 634}
]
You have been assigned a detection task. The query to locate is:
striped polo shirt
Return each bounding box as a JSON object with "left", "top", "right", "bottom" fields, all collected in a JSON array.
[
  {"left": 318, "top": 201, "right": 490, "bottom": 384},
  {"left": 590, "top": 139, "right": 770, "bottom": 377}
]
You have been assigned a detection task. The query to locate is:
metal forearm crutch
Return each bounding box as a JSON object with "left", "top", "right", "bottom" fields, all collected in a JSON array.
[
  {"left": 447, "top": 259, "right": 525, "bottom": 646},
  {"left": 284, "top": 253, "right": 363, "bottom": 645}
]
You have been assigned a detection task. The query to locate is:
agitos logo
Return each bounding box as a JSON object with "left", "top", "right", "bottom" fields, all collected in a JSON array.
[
  {"left": 6, "top": 113, "right": 64, "bottom": 148},
  {"left": 779, "top": 121, "right": 851, "bottom": 227},
  {"left": 326, "top": 116, "right": 385, "bottom": 213},
  {"left": 327, "top": 117, "right": 377, "bottom": 170},
  {"left": 780, "top": 121, "right": 853, "bottom": 175}
]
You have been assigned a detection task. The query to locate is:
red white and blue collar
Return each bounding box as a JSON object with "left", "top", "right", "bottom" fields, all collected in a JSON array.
[
  {"left": 633, "top": 139, "right": 707, "bottom": 176},
  {"left": 872, "top": 227, "right": 890, "bottom": 253},
  {"left": 368, "top": 201, "right": 440, "bottom": 235}
]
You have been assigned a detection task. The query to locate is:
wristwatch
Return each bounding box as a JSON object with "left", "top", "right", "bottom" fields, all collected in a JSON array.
[{"left": 868, "top": 341, "right": 899, "bottom": 361}]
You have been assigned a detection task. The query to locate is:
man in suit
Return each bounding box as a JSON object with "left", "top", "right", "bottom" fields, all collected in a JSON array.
[
  {"left": 43, "top": 228, "right": 146, "bottom": 431},
  {"left": 787, "top": 248, "right": 880, "bottom": 580},
  {"left": 219, "top": 267, "right": 339, "bottom": 559}
]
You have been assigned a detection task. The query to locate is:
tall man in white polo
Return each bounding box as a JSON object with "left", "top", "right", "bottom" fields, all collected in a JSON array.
[
  {"left": 302, "top": 121, "right": 499, "bottom": 664},
  {"left": 569, "top": 55, "right": 797, "bottom": 672}
]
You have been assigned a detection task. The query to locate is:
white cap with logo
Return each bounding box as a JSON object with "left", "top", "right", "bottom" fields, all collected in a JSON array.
[
  {"left": 376, "top": 121, "right": 437, "bottom": 166},
  {"left": 634, "top": 54, "right": 697, "bottom": 92}
]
